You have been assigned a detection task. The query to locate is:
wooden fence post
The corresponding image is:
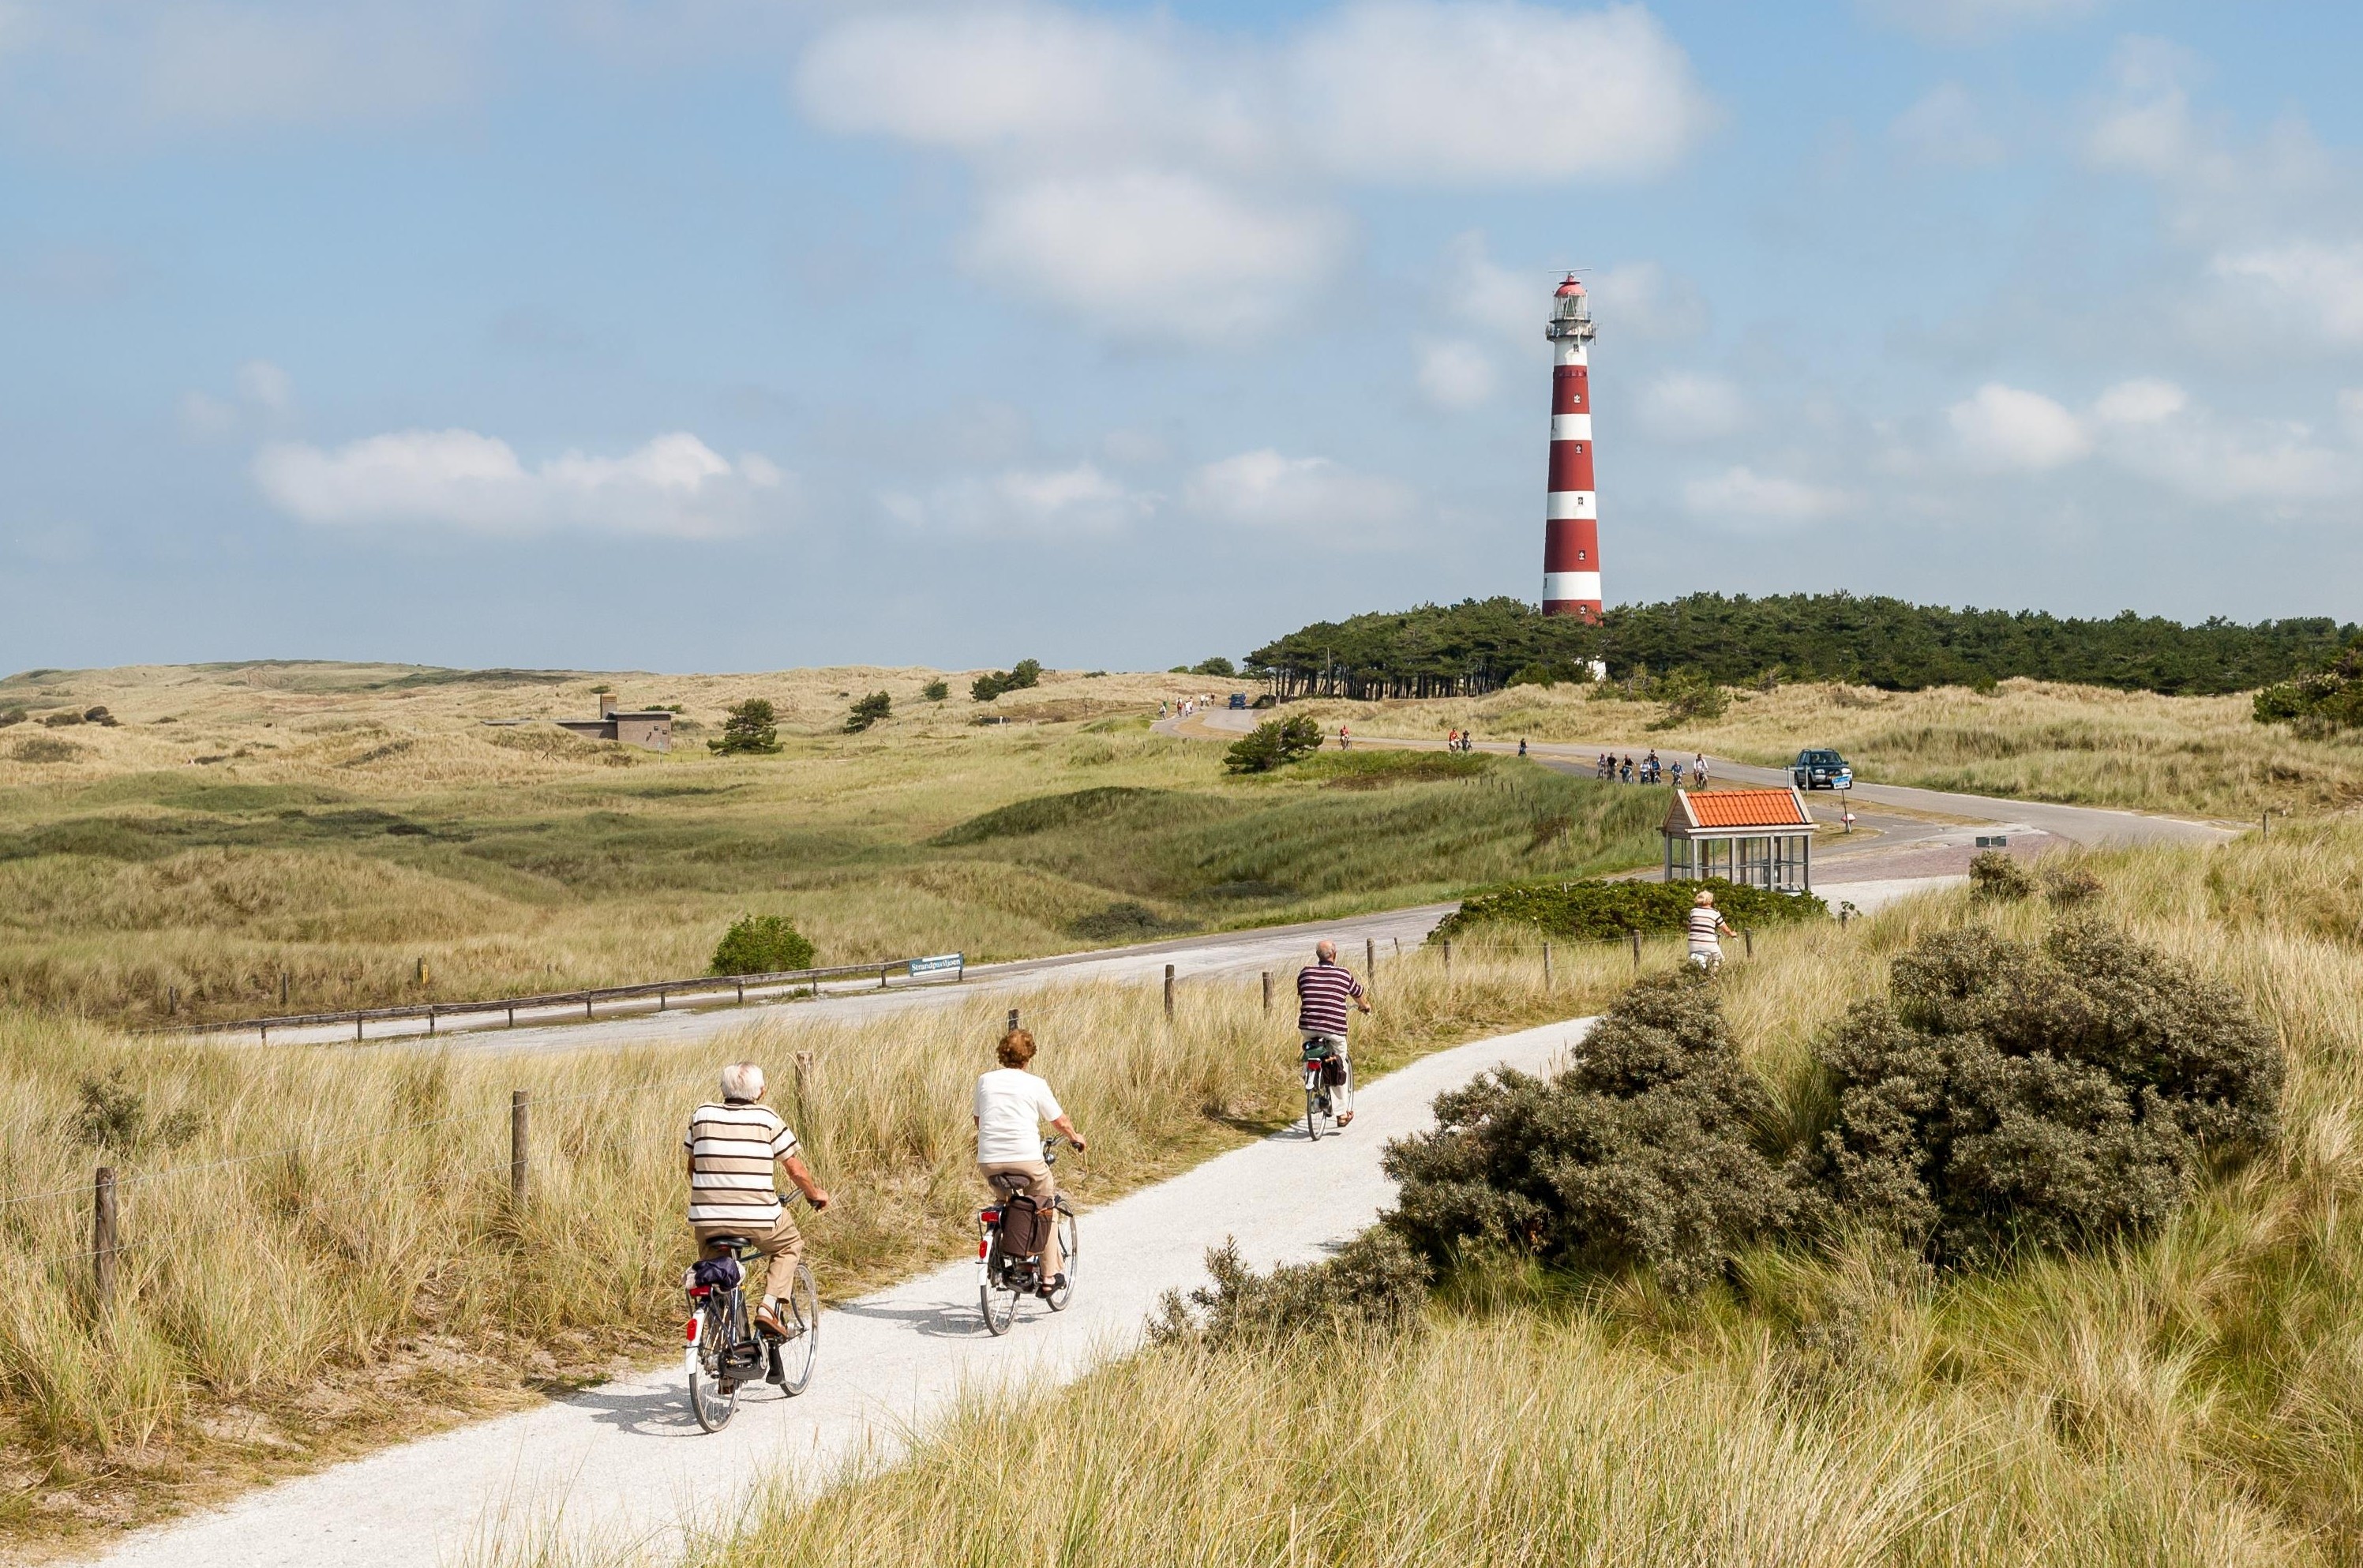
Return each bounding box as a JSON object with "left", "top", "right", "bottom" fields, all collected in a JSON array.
[
  {"left": 1630, "top": 930, "right": 1641, "bottom": 971},
  {"left": 354, "top": 1011, "right": 364, "bottom": 1043},
  {"left": 1744, "top": 928, "right": 1754, "bottom": 959},
  {"left": 1442, "top": 940, "right": 1452, "bottom": 984},
  {"left": 1164, "top": 964, "right": 1176, "bottom": 1018},
  {"left": 427, "top": 1004, "right": 437, "bottom": 1036},
  {"left": 1365, "top": 937, "right": 1375, "bottom": 977},
  {"left": 1543, "top": 943, "right": 1552, "bottom": 989},
  {"left": 879, "top": 963, "right": 890, "bottom": 991},
  {"left": 1262, "top": 971, "right": 1273, "bottom": 1013},
  {"left": 510, "top": 1090, "right": 530, "bottom": 1209},
  {"left": 280, "top": 972, "right": 290, "bottom": 1006},
  {"left": 93, "top": 1165, "right": 118, "bottom": 1311},
  {"left": 793, "top": 1051, "right": 815, "bottom": 1133},
  {"left": 583, "top": 992, "right": 593, "bottom": 1021}
]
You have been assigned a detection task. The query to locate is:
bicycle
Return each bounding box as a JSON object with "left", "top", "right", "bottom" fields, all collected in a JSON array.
[
  {"left": 1301, "top": 1036, "right": 1352, "bottom": 1141},
  {"left": 683, "top": 1221, "right": 820, "bottom": 1432},
  {"left": 977, "top": 1136, "right": 1079, "bottom": 1336}
]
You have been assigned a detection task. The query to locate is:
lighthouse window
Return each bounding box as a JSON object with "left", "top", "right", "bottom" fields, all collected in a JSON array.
[{"left": 1577, "top": 550, "right": 1587, "bottom": 561}]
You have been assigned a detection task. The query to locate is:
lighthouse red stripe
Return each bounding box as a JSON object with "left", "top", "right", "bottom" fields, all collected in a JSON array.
[
  {"left": 1543, "top": 519, "right": 1595, "bottom": 572},
  {"left": 1552, "top": 365, "right": 1588, "bottom": 415},
  {"left": 1547, "top": 442, "right": 1595, "bottom": 493}
]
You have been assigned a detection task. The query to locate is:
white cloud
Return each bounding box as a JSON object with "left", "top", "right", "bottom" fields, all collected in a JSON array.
[
  {"left": 1416, "top": 339, "right": 1498, "bottom": 409},
  {"left": 1889, "top": 84, "right": 2005, "bottom": 167},
  {"left": 2214, "top": 243, "right": 2363, "bottom": 347},
  {"left": 2099, "top": 402, "right": 2362, "bottom": 507},
  {"left": 1638, "top": 372, "right": 1748, "bottom": 441},
  {"left": 1681, "top": 466, "right": 1851, "bottom": 526},
  {"left": 1585, "top": 260, "right": 1708, "bottom": 341},
  {"left": 1185, "top": 449, "right": 1418, "bottom": 535},
  {"left": 792, "top": 2, "right": 1713, "bottom": 341},
  {"left": 2092, "top": 377, "right": 2186, "bottom": 425},
  {"left": 176, "top": 391, "right": 238, "bottom": 439},
  {"left": 1947, "top": 383, "right": 2091, "bottom": 470},
  {"left": 1291, "top": 1, "right": 1714, "bottom": 184},
  {"left": 964, "top": 171, "right": 1348, "bottom": 343},
  {"left": 235, "top": 358, "right": 291, "bottom": 412},
  {"left": 881, "top": 462, "right": 1151, "bottom": 539},
  {"left": 1438, "top": 231, "right": 1536, "bottom": 343},
  {"left": 1862, "top": 0, "right": 2102, "bottom": 43},
  {"left": 253, "top": 429, "right": 784, "bottom": 537},
  {"left": 1436, "top": 233, "right": 1703, "bottom": 347}
]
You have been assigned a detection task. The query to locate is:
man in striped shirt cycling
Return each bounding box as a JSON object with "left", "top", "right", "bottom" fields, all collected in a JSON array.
[
  {"left": 686, "top": 1061, "right": 832, "bottom": 1341},
  {"left": 1296, "top": 940, "right": 1372, "bottom": 1127}
]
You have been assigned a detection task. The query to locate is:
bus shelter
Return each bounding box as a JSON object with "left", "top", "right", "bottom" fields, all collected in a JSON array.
[{"left": 1662, "top": 787, "right": 1817, "bottom": 892}]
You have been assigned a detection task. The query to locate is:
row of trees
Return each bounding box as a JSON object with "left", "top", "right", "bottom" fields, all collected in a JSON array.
[{"left": 1245, "top": 595, "right": 2354, "bottom": 698}]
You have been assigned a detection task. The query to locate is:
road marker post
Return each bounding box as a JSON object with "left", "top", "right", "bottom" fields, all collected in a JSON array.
[
  {"left": 510, "top": 1091, "right": 530, "bottom": 1210},
  {"left": 1164, "top": 964, "right": 1176, "bottom": 1019}
]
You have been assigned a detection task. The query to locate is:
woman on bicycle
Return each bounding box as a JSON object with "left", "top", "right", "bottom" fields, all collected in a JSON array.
[
  {"left": 975, "top": 1029, "right": 1085, "bottom": 1298},
  {"left": 686, "top": 1061, "right": 831, "bottom": 1339}
]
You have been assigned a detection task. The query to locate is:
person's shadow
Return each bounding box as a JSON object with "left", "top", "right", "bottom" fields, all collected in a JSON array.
[
  {"left": 827, "top": 1296, "right": 988, "bottom": 1340},
  {"left": 569, "top": 1379, "right": 704, "bottom": 1437}
]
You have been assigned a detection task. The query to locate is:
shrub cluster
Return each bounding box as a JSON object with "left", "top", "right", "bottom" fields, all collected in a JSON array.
[
  {"left": 842, "top": 692, "right": 891, "bottom": 733},
  {"left": 970, "top": 658, "right": 1042, "bottom": 703},
  {"left": 1384, "top": 970, "right": 1794, "bottom": 1294},
  {"left": 2252, "top": 635, "right": 2363, "bottom": 733},
  {"left": 1810, "top": 924, "right": 2282, "bottom": 1264},
  {"left": 1435, "top": 877, "right": 1826, "bottom": 942},
  {"left": 1224, "top": 715, "right": 1322, "bottom": 774},
  {"left": 1968, "top": 850, "right": 2106, "bottom": 907},
  {"left": 709, "top": 913, "right": 816, "bottom": 977},
  {"left": 1147, "top": 1230, "right": 1431, "bottom": 1350}
]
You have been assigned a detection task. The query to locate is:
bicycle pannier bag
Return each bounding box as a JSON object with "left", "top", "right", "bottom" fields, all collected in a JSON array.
[
  {"left": 998, "top": 1192, "right": 1050, "bottom": 1258},
  {"left": 1324, "top": 1056, "right": 1348, "bottom": 1086}
]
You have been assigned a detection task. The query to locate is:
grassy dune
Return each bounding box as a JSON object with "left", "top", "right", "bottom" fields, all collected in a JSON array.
[
  {"left": 667, "top": 820, "right": 2363, "bottom": 1567},
  {"left": 1269, "top": 677, "right": 2363, "bottom": 818},
  {"left": 0, "top": 664, "right": 1660, "bottom": 1026},
  {"left": 0, "top": 938, "right": 1652, "bottom": 1546}
]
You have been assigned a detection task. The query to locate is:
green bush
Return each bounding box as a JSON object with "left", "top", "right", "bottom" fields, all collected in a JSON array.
[
  {"left": 1067, "top": 901, "right": 1190, "bottom": 942},
  {"left": 1806, "top": 923, "right": 2282, "bottom": 1266},
  {"left": 709, "top": 913, "right": 816, "bottom": 976},
  {"left": 1383, "top": 970, "right": 1795, "bottom": 1294},
  {"left": 1146, "top": 1230, "right": 1431, "bottom": 1349},
  {"left": 1435, "top": 877, "right": 1825, "bottom": 941},
  {"left": 970, "top": 658, "right": 1043, "bottom": 703},
  {"left": 708, "top": 698, "right": 782, "bottom": 755},
  {"left": 1224, "top": 715, "right": 1322, "bottom": 774},
  {"left": 1190, "top": 656, "right": 1236, "bottom": 677},
  {"left": 1646, "top": 666, "right": 1728, "bottom": 729},
  {"left": 921, "top": 679, "right": 949, "bottom": 702},
  {"left": 2253, "top": 636, "right": 2363, "bottom": 733},
  {"left": 1967, "top": 850, "right": 2035, "bottom": 901},
  {"left": 843, "top": 692, "right": 891, "bottom": 733}
]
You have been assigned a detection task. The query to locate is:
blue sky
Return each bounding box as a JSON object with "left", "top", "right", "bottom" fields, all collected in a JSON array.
[{"left": 5, "top": 0, "right": 2361, "bottom": 674}]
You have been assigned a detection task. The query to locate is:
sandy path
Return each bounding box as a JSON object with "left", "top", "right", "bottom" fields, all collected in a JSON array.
[{"left": 88, "top": 1017, "right": 1589, "bottom": 1568}]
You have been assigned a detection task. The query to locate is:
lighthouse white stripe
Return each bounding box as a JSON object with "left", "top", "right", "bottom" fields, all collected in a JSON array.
[
  {"left": 1550, "top": 415, "right": 1592, "bottom": 441},
  {"left": 1543, "top": 572, "right": 1602, "bottom": 602},
  {"left": 1555, "top": 342, "right": 1588, "bottom": 368},
  {"left": 1545, "top": 490, "right": 1596, "bottom": 520}
]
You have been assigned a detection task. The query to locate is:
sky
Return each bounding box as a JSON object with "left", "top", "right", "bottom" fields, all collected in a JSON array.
[{"left": 5, "top": 0, "right": 2362, "bottom": 675}]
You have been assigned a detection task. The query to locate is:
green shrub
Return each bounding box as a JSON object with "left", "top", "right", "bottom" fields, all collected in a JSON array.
[
  {"left": 970, "top": 658, "right": 1043, "bottom": 703},
  {"left": 709, "top": 913, "right": 816, "bottom": 976},
  {"left": 1146, "top": 1230, "right": 1431, "bottom": 1349},
  {"left": 1384, "top": 970, "right": 1795, "bottom": 1294},
  {"left": 1435, "top": 877, "right": 1825, "bottom": 941},
  {"left": 2253, "top": 635, "right": 2363, "bottom": 733},
  {"left": 1967, "top": 850, "right": 2035, "bottom": 901},
  {"left": 843, "top": 692, "right": 891, "bottom": 733},
  {"left": 1806, "top": 923, "right": 2282, "bottom": 1266},
  {"left": 921, "top": 679, "right": 949, "bottom": 702},
  {"left": 708, "top": 698, "right": 782, "bottom": 756},
  {"left": 1068, "top": 901, "right": 1189, "bottom": 942},
  {"left": 1224, "top": 715, "right": 1322, "bottom": 774},
  {"left": 1646, "top": 666, "right": 1728, "bottom": 729}
]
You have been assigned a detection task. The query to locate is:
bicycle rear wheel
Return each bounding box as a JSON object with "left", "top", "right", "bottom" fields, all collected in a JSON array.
[
  {"left": 981, "top": 1268, "right": 1020, "bottom": 1335},
  {"left": 773, "top": 1262, "right": 820, "bottom": 1395},
  {"left": 688, "top": 1299, "right": 739, "bottom": 1432},
  {"left": 1304, "top": 1077, "right": 1326, "bottom": 1141}
]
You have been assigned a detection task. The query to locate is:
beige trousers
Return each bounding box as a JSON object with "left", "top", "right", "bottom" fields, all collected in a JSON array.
[
  {"left": 978, "top": 1160, "right": 1062, "bottom": 1279},
  {"left": 694, "top": 1210, "right": 804, "bottom": 1304}
]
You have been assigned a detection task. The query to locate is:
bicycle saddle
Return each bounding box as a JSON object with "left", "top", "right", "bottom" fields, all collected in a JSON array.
[{"left": 704, "top": 1234, "right": 754, "bottom": 1251}]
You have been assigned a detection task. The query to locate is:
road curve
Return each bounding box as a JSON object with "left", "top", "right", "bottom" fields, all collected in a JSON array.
[{"left": 88, "top": 1018, "right": 1589, "bottom": 1568}]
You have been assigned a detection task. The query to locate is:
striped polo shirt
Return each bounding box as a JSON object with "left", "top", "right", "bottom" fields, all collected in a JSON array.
[
  {"left": 1296, "top": 960, "right": 1364, "bottom": 1037},
  {"left": 684, "top": 1101, "right": 798, "bottom": 1227},
  {"left": 1687, "top": 906, "right": 1726, "bottom": 953}
]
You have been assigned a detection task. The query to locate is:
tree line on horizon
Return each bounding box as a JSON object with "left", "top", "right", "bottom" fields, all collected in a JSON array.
[{"left": 1242, "top": 594, "right": 2354, "bottom": 698}]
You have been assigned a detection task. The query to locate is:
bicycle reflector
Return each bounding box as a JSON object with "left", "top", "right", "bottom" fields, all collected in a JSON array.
[{"left": 684, "top": 1316, "right": 700, "bottom": 1344}]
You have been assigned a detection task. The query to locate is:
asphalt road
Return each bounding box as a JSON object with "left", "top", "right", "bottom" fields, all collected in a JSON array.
[{"left": 88, "top": 1018, "right": 1588, "bottom": 1568}]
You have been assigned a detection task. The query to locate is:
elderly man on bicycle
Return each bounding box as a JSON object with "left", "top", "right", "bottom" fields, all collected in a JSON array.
[
  {"left": 686, "top": 1060, "right": 831, "bottom": 1340},
  {"left": 976, "top": 1027, "right": 1086, "bottom": 1298},
  {"left": 1297, "top": 939, "right": 1371, "bottom": 1127}
]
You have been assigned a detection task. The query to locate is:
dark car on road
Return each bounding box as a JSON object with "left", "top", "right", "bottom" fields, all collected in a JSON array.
[
  {"left": 1791, "top": 748, "right": 1853, "bottom": 790},
  {"left": 1228, "top": 692, "right": 1247, "bottom": 709}
]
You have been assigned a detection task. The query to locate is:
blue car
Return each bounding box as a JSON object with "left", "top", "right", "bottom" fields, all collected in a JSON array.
[{"left": 1791, "top": 748, "right": 1853, "bottom": 790}]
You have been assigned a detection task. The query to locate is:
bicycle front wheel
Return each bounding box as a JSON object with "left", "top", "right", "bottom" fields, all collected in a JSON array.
[{"left": 773, "top": 1262, "right": 821, "bottom": 1394}]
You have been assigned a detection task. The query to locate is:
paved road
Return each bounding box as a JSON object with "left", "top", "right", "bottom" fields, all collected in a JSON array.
[
  {"left": 88, "top": 1018, "right": 1588, "bottom": 1568},
  {"left": 1172, "top": 708, "right": 2234, "bottom": 850}
]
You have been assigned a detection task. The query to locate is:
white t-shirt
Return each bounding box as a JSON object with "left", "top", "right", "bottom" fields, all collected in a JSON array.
[{"left": 974, "top": 1067, "right": 1063, "bottom": 1165}]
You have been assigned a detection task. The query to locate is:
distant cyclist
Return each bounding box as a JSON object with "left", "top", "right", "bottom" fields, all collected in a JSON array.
[
  {"left": 1687, "top": 890, "right": 1737, "bottom": 971},
  {"left": 1296, "top": 940, "right": 1371, "bottom": 1127},
  {"left": 687, "top": 1062, "right": 831, "bottom": 1341},
  {"left": 1693, "top": 752, "right": 1710, "bottom": 786},
  {"left": 975, "top": 1028, "right": 1085, "bottom": 1298},
  {"left": 1338, "top": 723, "right": 1352, "bottom": 751}
]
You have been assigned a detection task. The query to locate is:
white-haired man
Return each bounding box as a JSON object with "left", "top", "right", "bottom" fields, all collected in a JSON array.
[
  {"left": 686, "top": 1061, "right": 831, "bottom": 1340},
  {"left": 1296, "top": 939, "right": 1371, "bottom": 1127},
  {"left": 1687, "top": 889, "right": 1737, "bottom": 971}
]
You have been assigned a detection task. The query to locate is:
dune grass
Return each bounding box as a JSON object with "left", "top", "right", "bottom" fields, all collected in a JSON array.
[
  {"left": 1266, "top": 677, "right": 2363, "bottom": 819},
  {"left": 0, "top": 664, "right": 1660, "bottom": 1027},
  {"left": 0, "top": 933, "right": 1651, "bottom": 1547},
  {"left": 652, "top": 820, "right": 2363, "bottom": 1567}
]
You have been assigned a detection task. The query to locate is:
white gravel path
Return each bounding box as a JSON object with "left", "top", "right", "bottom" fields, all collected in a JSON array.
[{"left": 88, "top": 1017, "right": 1589, "bottom": 1568}]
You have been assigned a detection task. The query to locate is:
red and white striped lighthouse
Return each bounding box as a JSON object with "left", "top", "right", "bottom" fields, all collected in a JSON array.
[{"left": 1541, "top": 274, "right": 1601, "bottom": 621}]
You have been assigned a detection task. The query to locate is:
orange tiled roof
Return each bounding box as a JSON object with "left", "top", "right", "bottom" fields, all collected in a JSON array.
[{"left": 1684, "top": 788, "right": 1811, "bottom": 828}]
